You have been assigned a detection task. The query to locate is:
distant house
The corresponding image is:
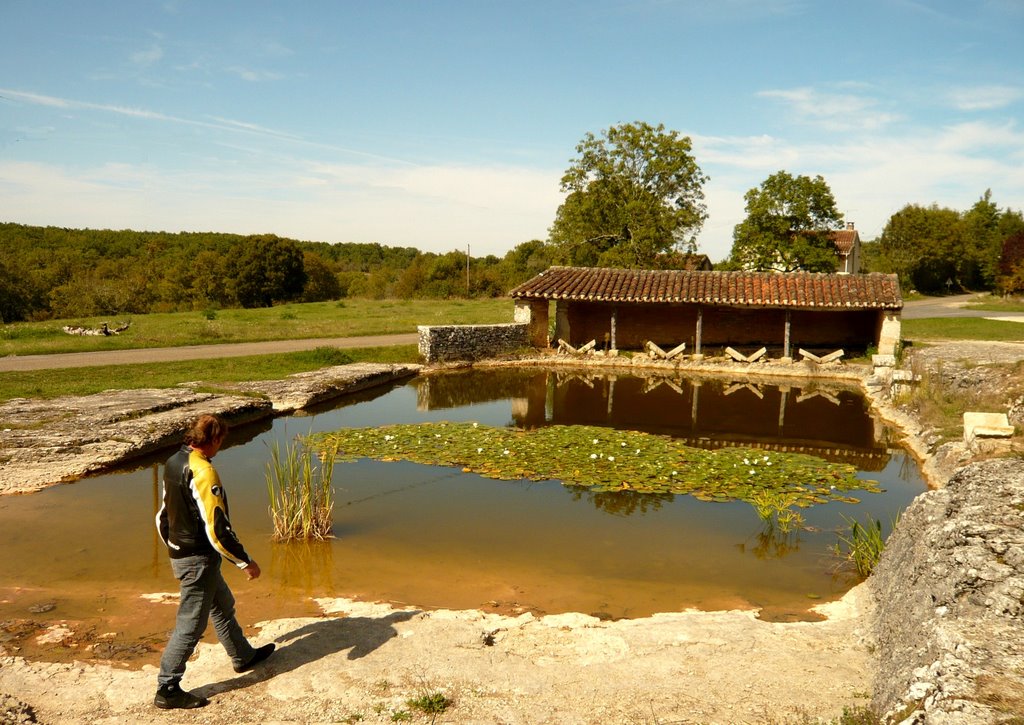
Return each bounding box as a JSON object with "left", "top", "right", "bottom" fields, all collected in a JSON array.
[
  {"left": 832, "top": 222, "right": 861, "bottom": 274},
  {"left": 510, "top": 265, "right": 902, "bottom": 358}
]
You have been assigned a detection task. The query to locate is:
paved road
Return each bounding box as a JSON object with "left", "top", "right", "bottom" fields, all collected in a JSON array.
[
  {"left": 901, "top": 293, "right": 1024, "bottom": 320},
  {"left": 0, "top": 333, "right": 420, "bottom": 372}
]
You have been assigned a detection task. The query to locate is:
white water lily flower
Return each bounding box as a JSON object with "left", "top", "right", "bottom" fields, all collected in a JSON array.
[
  {"left": 749, "top": 469, "right": 756, "bottom": 475},
  {"left": 472, "top": 422, "right": 478, "bottom": 428},
  {"left": 672, "top": 470, "right": 678, "bottom": 476},
  {"left": 592, "top": 438, "right": 599, "bottom": 445},
  {"left": 477, "top": 447, "right": 483, "bottom": 453},
  {"left": 590, "top": 453, "right": 598, "bottom": 459},
  {"left": 635, "top": 449, "right": 641, "bottom": 455},
  {"left": 608, "top": 456, "right": 615, "bottom": 462},
  {"left": 620, "top": 442, "right": 626, "bottom": 447}
]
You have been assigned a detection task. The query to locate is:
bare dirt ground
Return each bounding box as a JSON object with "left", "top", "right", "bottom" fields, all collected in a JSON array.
[{"left": 4, "top": 340, "right": 1024, "bottom": 724}]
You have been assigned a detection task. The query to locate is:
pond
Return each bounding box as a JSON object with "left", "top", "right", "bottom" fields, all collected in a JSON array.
[{"left": 0, "top": 368, "right": 924, "bottom": 662}]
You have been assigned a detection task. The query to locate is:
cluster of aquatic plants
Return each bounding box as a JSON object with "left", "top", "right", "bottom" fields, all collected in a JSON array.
[
  {"left": 832, "top": 514, "right": 890, "bottom": 578},
  {"left": 265, "top": 438, "right": 336, "bottom": 541},
  {"left": 309, "top": 422, "right": 879, "bottom": 520}
]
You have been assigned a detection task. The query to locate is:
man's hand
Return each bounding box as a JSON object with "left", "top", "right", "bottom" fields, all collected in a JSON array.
[{"left": 243, "top": 560, "right": 262, "bottom": 580}]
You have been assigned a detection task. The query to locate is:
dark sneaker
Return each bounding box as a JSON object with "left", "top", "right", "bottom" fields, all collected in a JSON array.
[
  {"left": 234, "top": 642, "right": 276, "bottom": 673},
  {"left": 154, "top": 682, "right": 208, "bottom": 709}
]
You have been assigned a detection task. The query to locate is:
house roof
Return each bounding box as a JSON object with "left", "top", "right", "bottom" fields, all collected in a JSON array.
[
  {"left": 509, "top": 266, "right": 902, "bottom": 310},
  {"left": 830, "top": 228, "right": 860, "bottom": 255}
]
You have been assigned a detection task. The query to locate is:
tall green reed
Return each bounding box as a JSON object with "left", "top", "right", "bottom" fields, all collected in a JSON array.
[
  {"left": 265, "top": 438, "right": 336, "bottom": 541},
  {"left": 833, "top": 514, "right": 892, "bottom": 578}
]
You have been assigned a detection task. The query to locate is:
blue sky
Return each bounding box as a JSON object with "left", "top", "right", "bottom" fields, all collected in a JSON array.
[{"left": 2, "top": 1, "right": 1022, "bottom": 262}]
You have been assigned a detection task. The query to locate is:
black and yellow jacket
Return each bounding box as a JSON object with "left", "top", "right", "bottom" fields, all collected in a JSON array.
[{"left": 156, "top": 445, "right": 251, "bottom": 568}]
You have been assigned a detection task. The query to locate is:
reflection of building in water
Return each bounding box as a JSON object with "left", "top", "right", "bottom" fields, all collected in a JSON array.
[
  {"left": 414, "top": 369, "right": 543, "bottom": 412},
  {"left": 525, "top": 371, "right": 892, "bottom": 471},
  {"left": 414, "top": 369, "right": 892, "bottom": 471}
]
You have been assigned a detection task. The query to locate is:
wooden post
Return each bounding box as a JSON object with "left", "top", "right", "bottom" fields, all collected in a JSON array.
[
  {"left": 783, "top": 309, "right": 792, "bottom": 360},
  {"left": 778, "top": 387, "right": 789, "bottom": 434},
  {"left": 691, "top": 381, "right": 701, "bottom": 430},
  {"left": 695, "top": 306, "right": 703, "bottom": 355}
]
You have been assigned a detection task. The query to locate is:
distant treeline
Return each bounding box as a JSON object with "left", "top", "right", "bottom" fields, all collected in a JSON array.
[{"left": 0, "top": 223, "right": 554, "bottom": 322}]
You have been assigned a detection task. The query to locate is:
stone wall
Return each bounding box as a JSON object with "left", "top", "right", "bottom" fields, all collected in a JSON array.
[
  {"left": 870, "top": 458, "right": 1024, "bottom": 723},
  {"left": 417, "top": 323, "right": 528, "bottom": 363}
]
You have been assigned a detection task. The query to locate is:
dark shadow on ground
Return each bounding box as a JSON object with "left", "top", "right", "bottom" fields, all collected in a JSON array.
[{"left": 195, "top": 610, "right": 420, "bottom": 698}]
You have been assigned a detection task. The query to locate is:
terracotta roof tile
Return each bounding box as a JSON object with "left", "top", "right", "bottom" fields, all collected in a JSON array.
[
  {"left": 509, "top": 266, "right": 903, "bottom": 310},
  {"left": 831, "top": 229, "right": 859, "bottom": 255}
]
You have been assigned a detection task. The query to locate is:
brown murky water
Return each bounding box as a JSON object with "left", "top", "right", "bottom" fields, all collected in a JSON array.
[{"left": 0, "top": 369, "right": 924, "bottom": 665}]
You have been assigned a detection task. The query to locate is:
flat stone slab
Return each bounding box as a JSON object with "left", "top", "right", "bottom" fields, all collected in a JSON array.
[
  {"left": 0, "top": 363, "right": 420, "bottom": 494},
  {"left": 963, "top": 411, "right": 1014, "bottom": 442}
]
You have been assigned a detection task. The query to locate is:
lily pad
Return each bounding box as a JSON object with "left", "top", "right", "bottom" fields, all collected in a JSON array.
[{"left": 310, "top": 422, "right": 879, "bottom": 516}]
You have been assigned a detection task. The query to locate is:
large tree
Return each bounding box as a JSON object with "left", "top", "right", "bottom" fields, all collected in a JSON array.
[
  {"left": 878, "top": 204, "right": 963, "bottom": 293},
  {"left": 728, "top": 171, "right": 844, "bottom": 272},
  {"left": 548, "top": 121, "right": 708, "bottom": 268},
  {"left": 233, "top": 235, "right": 307, "bottom": 308}
]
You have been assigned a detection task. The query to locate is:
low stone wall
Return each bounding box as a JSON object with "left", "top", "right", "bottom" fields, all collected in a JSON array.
[
  {"left": 417, "top": 323, "right": 528, "bottom": 363},
  {"left": 870, "top": 458, "right": 1024, "bottom": 723}
]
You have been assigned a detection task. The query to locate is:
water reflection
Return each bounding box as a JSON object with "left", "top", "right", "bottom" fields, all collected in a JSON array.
[
  {"left": 738, "top": 520, "right": 803, "bottom": 561},
  {"left": 567, "top": 487, "right": 675, "bottom": 517},
  {"left": 415, "top": 368, "right": 892, "bottom": 469},
  {"left": 0, "top": 367, "right": 925, "bottom": 640}
]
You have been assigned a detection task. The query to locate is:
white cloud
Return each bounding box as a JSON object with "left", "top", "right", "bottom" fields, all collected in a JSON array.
[
  {"left": 947, "top": 85, "right": 1024, "bottom": 111},
  {"left": 758, "top": 86, "right": 902, "bottom": 132},
  {"left": 226, "top": 66, "right": 285, "bottom": 82},
  {"left": 131, "top": 44, "right": 164, "bottom": 66}
]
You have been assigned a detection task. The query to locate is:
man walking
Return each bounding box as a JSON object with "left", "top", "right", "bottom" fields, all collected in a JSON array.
[{"left": 154, "top": 413, "right": 275, "bottom": 709}]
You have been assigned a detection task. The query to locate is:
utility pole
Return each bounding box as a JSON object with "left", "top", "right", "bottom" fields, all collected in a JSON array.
[{"left": 466, "top": 244, "right": 471, "bottom": 297}]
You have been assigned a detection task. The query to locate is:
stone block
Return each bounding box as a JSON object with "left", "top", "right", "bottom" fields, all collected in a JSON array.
[{"left": 963, "top": 411, "right": 1015, "bottom": 443}]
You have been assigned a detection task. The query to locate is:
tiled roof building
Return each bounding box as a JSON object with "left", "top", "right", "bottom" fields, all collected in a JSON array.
[
  {"left": 510, "top": 267, "right": 900, "bottom": 309},
  {"left": 830, "top": 222, "right": 861, "bottom": 274},
  {"left": 510, "top": 266, "right": 902, "bottom": 359}
]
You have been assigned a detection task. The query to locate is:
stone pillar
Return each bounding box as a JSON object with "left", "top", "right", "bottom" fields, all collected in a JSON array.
[
  {"left": 877, "top": 311, "right": 902, "bottom": 357},
  {"left": 514, "top": 299, "right": 549, "bottom": 348}
]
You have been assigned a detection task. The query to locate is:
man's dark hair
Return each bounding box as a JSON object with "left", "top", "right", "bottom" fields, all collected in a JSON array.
[{"left": 184, "top": 414, "right": 229, "bottom": 447}]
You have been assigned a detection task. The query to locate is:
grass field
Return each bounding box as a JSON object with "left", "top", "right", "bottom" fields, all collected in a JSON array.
[
  {"left": 0, "top": 297, "right": 513, "bottom": 357},
  {"left": 0, "top": 298, "right": 512, "bottom": 402},
  {"left": 901, "top": 317, "right": 1024, "bottom": 342},
  {"left": 0, "top": 345, "right": 420, "bottom": 401}
]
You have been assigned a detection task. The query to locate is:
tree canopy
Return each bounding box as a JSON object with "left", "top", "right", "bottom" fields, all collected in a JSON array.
[
  {"left": 727, "top": 171, "right": 843, "bottom": 272},
  {"left": 876, "top": 192, "right": 1024, "bottom": 293},
  {"left": 0, "top": 223, "right": 560, "bottom": 321},
  {"left": 548, "top": 121, "right": 708, "bottom": 268}
]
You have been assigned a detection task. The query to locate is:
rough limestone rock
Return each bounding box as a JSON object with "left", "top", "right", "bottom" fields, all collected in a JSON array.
[
  {"left": 234, "top": 362, "right": 420, "bottom": 412},
  {"left": 871, "top": 459, "right": 1024, "bottom": 723},
  {"left": 0, "top": 363, "right": 420, "bottom": 495},
  {"left": 0, "top": 389, "right": 270, "bottom": 494}
]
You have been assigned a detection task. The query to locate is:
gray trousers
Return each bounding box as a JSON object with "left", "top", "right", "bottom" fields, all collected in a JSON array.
[{"left": 157, "top": 553, "right": 256, "bottom": 686}]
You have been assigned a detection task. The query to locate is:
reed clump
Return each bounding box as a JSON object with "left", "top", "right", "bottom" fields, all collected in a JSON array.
[
  {"left": 833, "top": 514, "right": 888, "bottom": 578},
  {"left": 265, "top": 438, "right": 336, "bottom": 541}
]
